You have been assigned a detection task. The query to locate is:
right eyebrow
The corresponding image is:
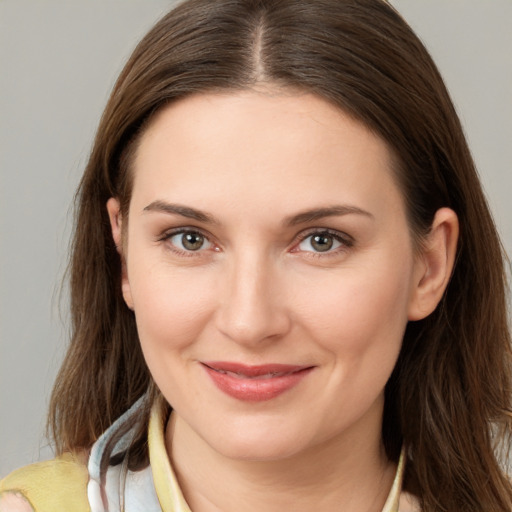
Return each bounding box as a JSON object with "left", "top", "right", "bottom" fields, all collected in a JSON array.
[
  {"left": 284, "top": 205, "right": 374, "bottom": 226},
  {"left": 142, "top": 200, "right": 219, "bottom": 224}
]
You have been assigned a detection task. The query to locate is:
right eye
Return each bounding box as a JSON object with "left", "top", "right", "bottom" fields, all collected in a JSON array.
[
  {"left": 296, "top": 232, "right": 343, "bottom": 253},
  {"left": 163, "top": 230, "right": 214, "bottom": 253}
]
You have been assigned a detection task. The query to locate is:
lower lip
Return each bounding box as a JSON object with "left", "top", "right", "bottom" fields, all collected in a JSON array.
[{"left": 202, "top": 365, "right": 313, "bottom": 402}]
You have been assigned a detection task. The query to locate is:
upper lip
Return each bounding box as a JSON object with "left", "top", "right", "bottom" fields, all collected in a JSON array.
[{"left": 202, "top": 361, "right": 313, "bottom": 377}]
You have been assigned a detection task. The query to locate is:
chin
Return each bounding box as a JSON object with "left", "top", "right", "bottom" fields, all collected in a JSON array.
[
  {"left": 216, "top": 438, "right": 304, "bottom": 462},
  {"left": 205, "top": 421, "right": 314, "bottom": 462}
]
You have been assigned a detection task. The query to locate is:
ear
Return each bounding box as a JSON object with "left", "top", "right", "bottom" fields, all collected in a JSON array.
[
  {"left": 106, "top": 198, "right": 134, "bottom": 310},
  {"left": 408, "top": 207, "right": 459, "bottom": 321}
]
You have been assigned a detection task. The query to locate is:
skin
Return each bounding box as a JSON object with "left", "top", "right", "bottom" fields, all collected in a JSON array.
[
  {"left": 0, "top": 493, "right": 34, "bottom": 512},
  {"left": 107, "top": 89, "right": 458, "bottom": 512}
]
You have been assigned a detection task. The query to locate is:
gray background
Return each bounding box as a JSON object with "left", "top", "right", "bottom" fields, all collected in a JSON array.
[{"left": 1, "top": 1, "right": 511, "bottom": 477}]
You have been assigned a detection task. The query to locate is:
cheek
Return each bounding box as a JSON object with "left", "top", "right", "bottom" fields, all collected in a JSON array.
[
  {"left": 127, "top": 261, "right": 217, "bottom": 357},
  {"left": 293, "top": 256, "right": 413, "bottom": 359}
]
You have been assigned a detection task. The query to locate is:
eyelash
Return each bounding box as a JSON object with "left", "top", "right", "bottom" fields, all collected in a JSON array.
[
  {"left": 157, "top": 227, "right": 217, "bottom": 257},
  {"left": 157, "top": 227, "right": 354, "bottom": 257},
  {"left": 291, "top": 229, "right": 354, "bottom": 258}
]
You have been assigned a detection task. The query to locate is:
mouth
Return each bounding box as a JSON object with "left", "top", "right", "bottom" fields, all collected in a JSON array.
[{"left": 201, "top": 361, "right": 314, "bottom": 402}]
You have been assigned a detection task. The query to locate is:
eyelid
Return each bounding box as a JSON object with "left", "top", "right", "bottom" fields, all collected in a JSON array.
[
  {"left": 290, "top": 228, "right": 354, "bottom": 254},
  {"left": 157, "top": 226, "right": 219, "bottom": 254}
]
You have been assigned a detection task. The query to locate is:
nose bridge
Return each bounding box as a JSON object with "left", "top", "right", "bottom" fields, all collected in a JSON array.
[{"left": 216, "top": 247, "right": 289, "bottom": 345}]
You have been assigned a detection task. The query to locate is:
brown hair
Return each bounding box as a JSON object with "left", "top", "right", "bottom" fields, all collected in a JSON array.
[{"left": 48, "top": 0, "right": 512, "bottom": 509}]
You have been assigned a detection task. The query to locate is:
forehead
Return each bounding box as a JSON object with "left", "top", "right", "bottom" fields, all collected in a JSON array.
[{"left": 130, "top": 90, "right": 404, "bottom": 220}]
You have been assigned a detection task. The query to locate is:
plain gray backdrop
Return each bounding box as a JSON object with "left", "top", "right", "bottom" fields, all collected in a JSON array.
[{"left": 1, "top": 0, "right": 511, "bottom": 477}]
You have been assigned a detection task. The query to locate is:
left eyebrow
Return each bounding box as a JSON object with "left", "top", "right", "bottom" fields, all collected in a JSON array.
[
  {"left": 284, "top": 206, "right": 374, "bottom": 226},
  {"left": 143, "top": 200, "right": 219, "bottom": 224}
]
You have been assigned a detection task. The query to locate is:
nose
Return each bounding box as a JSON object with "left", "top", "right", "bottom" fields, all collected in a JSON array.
[{"left": 214, "top": 251, "right": 291, "bottom": 347}]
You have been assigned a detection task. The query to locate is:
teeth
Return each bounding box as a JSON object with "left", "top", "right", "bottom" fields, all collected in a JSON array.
[{"left": 215, "top": 369, "right": 288, "bottom": 379}]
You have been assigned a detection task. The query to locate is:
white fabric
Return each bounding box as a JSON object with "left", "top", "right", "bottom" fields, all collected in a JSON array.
[{"left": 87, "top": 398, "right": 162, "bottom": 512}]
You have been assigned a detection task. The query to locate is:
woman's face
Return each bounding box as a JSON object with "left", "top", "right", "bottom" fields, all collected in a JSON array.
[{"left": 108, "top": 90, "right": 429, "bottom": 461}]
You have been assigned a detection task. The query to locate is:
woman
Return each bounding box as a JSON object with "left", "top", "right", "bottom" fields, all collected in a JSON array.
[{"left": 1, "top": 0, "right": 511, "bottom": 511}]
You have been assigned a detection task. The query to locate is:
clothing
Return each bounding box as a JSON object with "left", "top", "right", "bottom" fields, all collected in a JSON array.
[{"left": 0, "top": 397, "right": 419, "bottom": 511}]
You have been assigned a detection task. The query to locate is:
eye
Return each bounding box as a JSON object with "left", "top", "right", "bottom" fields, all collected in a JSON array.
[
  {"left": 295, "top": 230, "right": 352, "bottom": 254},
  {"left": 165, "top": 230, "right": 214, "bottom": 252}
]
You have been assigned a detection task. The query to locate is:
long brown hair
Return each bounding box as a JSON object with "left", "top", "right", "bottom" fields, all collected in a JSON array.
[{"left": 48, "top": 0, "right": 512, "bottom": 509}]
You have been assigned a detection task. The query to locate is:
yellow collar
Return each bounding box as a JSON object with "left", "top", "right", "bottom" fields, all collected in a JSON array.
[{"left": 148, "top": 398, "right": 407, "bottom": 512}]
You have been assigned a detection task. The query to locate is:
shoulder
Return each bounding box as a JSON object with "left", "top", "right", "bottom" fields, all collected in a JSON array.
[
  {"left": 398, "top": 491, "right": 421, "bottom": 512},
  {"left": 0, "top": 452, "right": 90, "bottom": 512}
]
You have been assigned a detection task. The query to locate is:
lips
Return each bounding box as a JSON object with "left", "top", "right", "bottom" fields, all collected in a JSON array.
[{"left": 201, "top": 361, "right": 314, "bottom": 402}]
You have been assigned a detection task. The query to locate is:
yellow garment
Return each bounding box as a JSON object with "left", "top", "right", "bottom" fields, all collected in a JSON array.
[
  {"left": 148, "top": 397, "right": 190, "bottom": 512},
  {"left": 0, "top": 452, "right": 89, "bottom": 511}
]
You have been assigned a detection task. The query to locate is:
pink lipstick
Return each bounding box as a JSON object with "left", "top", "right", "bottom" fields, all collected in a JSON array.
[{"left": 201, "top": 361, "right": 314, "bottom": 402}]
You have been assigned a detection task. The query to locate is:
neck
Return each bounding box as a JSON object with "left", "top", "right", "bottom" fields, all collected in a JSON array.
[{"left": 166, "top": 410, "right": 396, "bottom": 512}]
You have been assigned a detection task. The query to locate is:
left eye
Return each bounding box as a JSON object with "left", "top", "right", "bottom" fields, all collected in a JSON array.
[
  {"left": 297, "top": 232, "right": 343, "bottom": 253},
  {"left": 168, "top": 231, "right": 213, "bottom": 252}
]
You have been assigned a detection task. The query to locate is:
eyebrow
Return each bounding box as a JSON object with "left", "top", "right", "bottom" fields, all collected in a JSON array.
[
  {"left": 143, "top": 200, "right": 373, "bottom": 226},
  {"left": 284, "top": 206, "right": 374, "bottom": 226},
  {"left": 143, "top": 200, "right": 219, "bottom": 224}
]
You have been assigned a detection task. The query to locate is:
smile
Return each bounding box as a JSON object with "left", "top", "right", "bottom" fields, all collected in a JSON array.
[{"left": 201, "top": 362, "right": 314, "bottom": 402}]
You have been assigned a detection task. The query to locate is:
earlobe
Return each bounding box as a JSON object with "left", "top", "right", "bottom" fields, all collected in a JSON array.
[
  {"left": 106, "top": 198, "right": 134, "bottom": 310},
  {"left": 408, "top": 207, "right": 459, "bottom": 321}
]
